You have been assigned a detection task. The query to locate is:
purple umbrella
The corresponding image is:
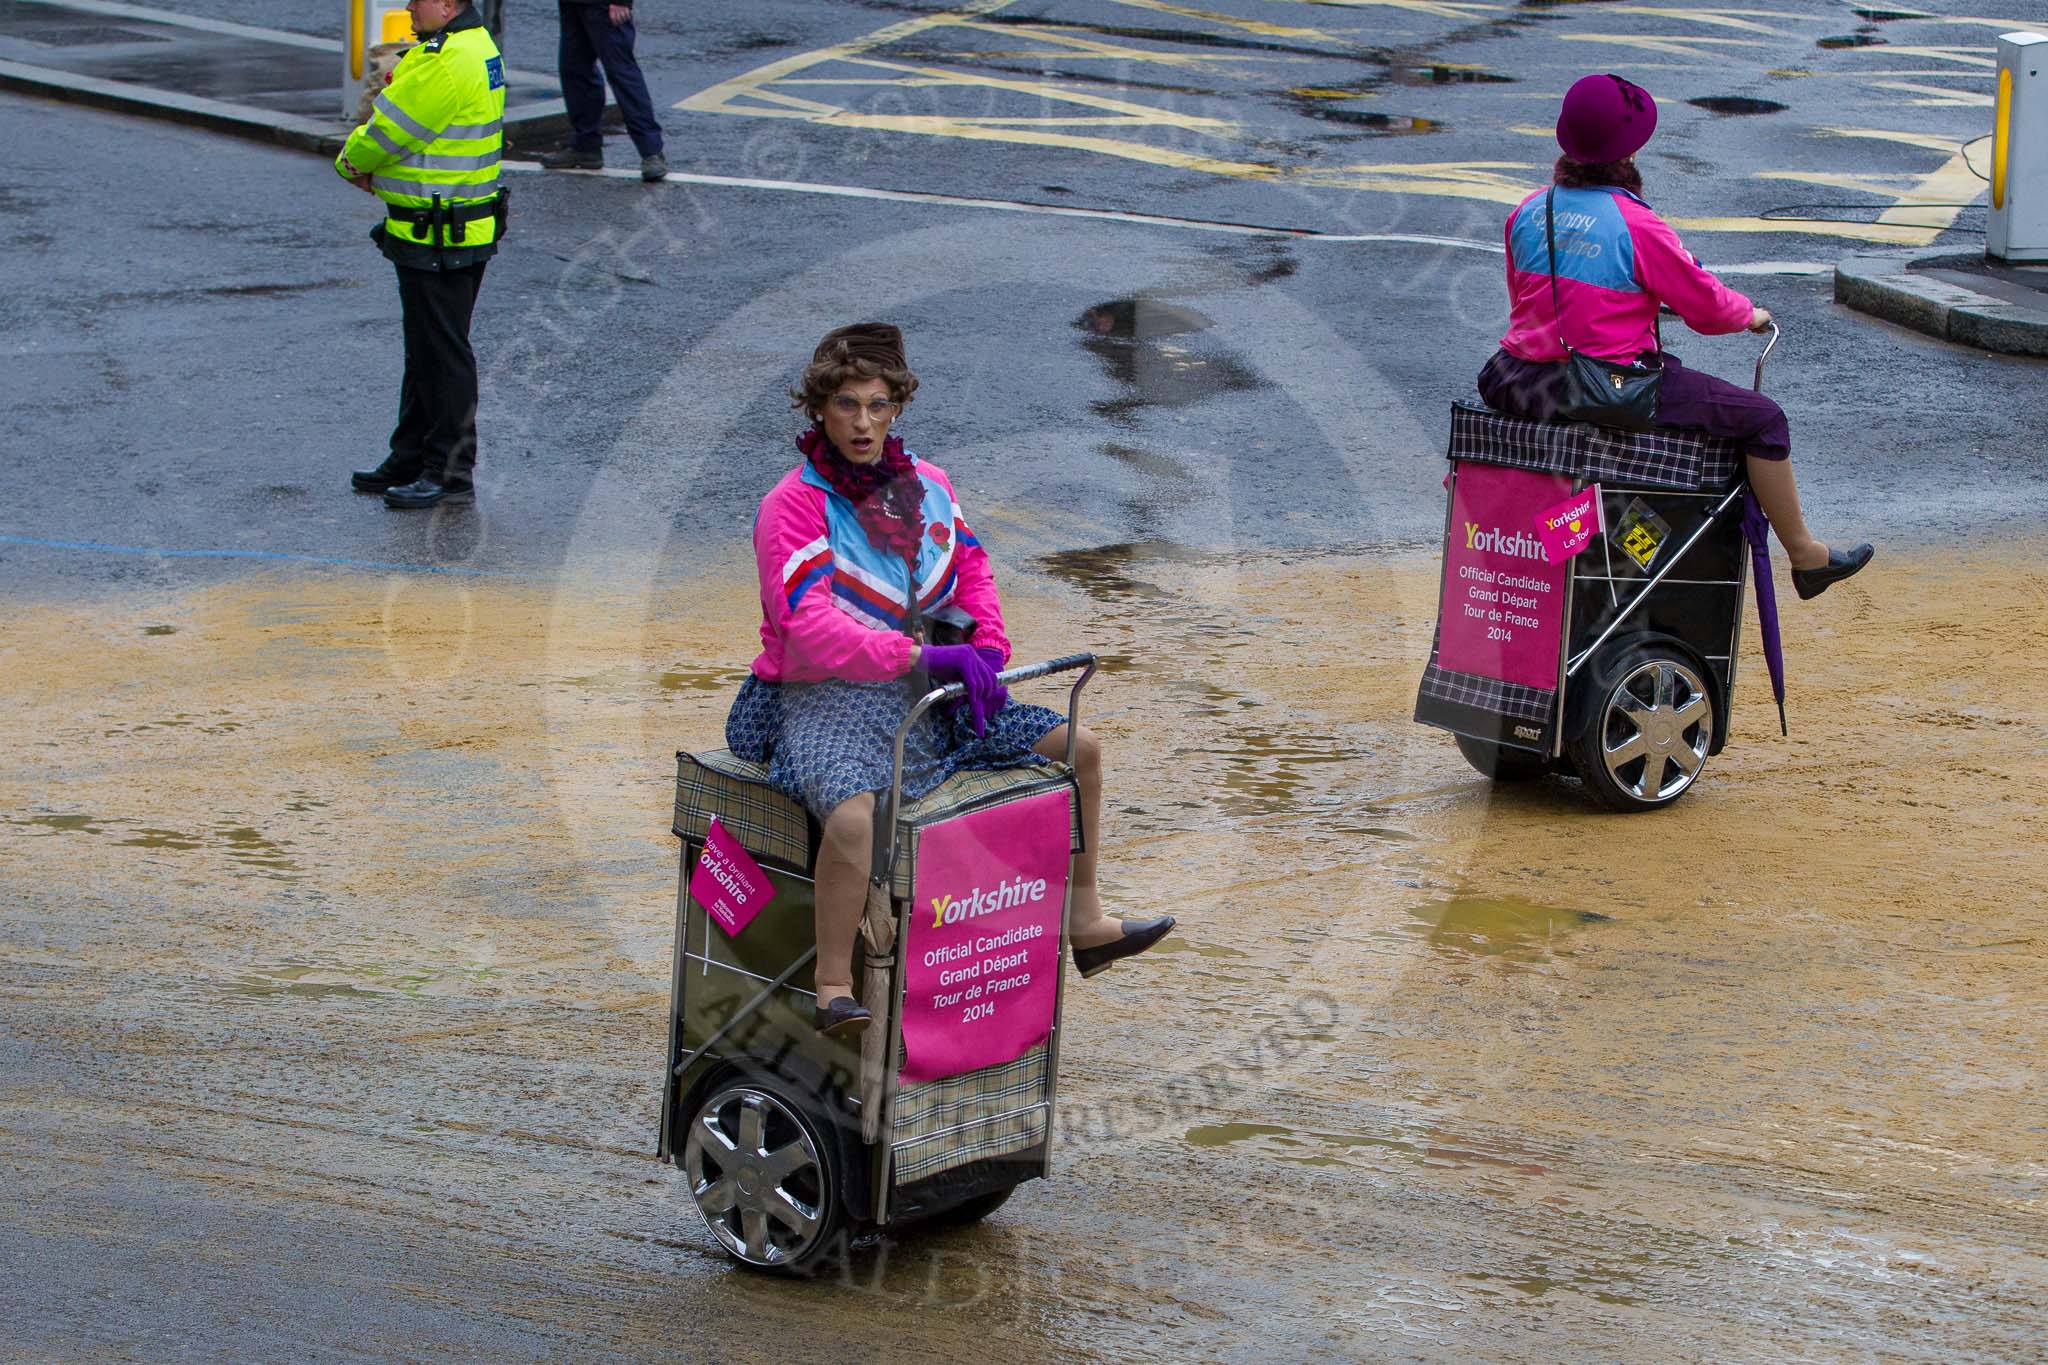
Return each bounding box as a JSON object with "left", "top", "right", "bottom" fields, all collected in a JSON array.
[{"left": 1739, "top": 489, "right": 1787, "bottom": 737}]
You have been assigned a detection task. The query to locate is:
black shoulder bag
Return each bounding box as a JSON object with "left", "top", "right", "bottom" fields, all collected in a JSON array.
[{"left": 1547, "top": 188, "right": 1662, "bottom": 432}]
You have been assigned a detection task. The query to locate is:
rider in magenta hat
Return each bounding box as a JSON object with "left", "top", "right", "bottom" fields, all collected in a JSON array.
[{"left": 1477, "top": 74, "right": 1872, "bottom": 600}]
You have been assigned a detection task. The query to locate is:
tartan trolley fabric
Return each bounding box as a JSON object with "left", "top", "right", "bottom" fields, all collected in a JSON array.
[
  {"left": 1417, "top": 628, "right": 1557, "bottom": 723},
  {"left": 1448, "top": 399, "right": 1742, "bottom": 492},
  {"left": 1419, "top": 402, "right": 1742, "bottom": 723},
  {"left": 674, "top": 752, "right": 1081, "bottom": 899},
  {"left": 892, "top": 1042, "right": 1050, "bottom": 1184},
  {"left": 674, "top": 750, "right": 813, "bottom": 872}
]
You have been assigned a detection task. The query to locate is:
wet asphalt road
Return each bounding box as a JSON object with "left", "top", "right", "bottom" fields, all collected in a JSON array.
[
  {"left": 4, "top": 1, "right": 2047, "bottom": 1360},
  {"left": 3, "top": 0, "right": 2043, "bottom": 597}
]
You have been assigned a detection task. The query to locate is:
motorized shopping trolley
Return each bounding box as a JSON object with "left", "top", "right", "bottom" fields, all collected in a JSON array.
[
  {"left": 660, "top": 655, "right": 1096, "bottom": 1273},
  {"left": 1415, "top": 331, "right": 1784, "bottom": 812}
]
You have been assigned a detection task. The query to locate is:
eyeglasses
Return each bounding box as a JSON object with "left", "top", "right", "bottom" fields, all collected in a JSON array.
[{"left": 829, "top": 396, "right": 900, "bottom": 421}]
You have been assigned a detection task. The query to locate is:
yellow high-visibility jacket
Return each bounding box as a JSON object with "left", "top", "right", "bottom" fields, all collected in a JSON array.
[{"left": 336, "top": 6, "right": 506, "bottom": 265}]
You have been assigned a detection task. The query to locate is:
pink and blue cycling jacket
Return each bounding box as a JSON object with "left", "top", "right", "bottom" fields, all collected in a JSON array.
[
  {"left": 750, "top": 457, "right": 1011, "bottom": 684},
  {"left": 1500, "top": 186, "right": 1755, "bottom": 364}
]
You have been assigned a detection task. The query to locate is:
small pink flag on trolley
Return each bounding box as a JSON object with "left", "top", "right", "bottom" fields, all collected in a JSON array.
[
  {"left": 1534, "top": 485, "right": 1604, "bottom": 562},
  {"left": 691, "top": 817, "right": 773, "bottom": 938}
]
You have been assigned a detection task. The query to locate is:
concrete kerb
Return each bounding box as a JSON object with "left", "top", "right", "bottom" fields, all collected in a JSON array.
[
  {"left": 0, "top": 57, "right": 588, "bottom": 157},
  {"left": 1835, "top": 253, "right": 2048, "bottom": 358}
]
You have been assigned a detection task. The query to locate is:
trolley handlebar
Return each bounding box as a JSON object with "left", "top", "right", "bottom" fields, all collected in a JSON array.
[
  {"left": 915, "top": 650, "right": 1097, "bottom": 706},
  {"left": 1752, "top": 321, "right": 1780, "bottom": 393},
  {"left": 876, "top": 653, "right": 1100, "bottom": 877}
]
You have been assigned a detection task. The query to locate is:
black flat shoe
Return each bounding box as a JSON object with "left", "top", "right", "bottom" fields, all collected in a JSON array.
[
  {"left": 814, "top": 995, "right": 871, "bottom": 1038},
  {"left": 383, "top": 477, "right": 474, "bottom": 510},
  {"left": 1792, "top": 543, "right": 1874, "bottom": 600},
  {"left": 351, "top": 460, "right": 420, "bottom": 493},
  {"left": 1073, "top": 915, "right": 1176, "bottom": 980}
]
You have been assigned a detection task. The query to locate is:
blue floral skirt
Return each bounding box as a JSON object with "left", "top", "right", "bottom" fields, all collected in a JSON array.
[{"left": 725, "top": 674, "right": 1066, "bottom": 820}]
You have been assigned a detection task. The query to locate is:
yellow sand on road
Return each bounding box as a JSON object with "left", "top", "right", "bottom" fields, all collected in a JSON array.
[{"left": 3, "top": 543, "right": 2042, "bottom": 1354}]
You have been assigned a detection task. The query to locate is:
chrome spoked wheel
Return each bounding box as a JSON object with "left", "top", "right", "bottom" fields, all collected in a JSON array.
[
  {"left": 682, "top": 1083, "right": 831, "bottom": 1270},
  {"left": 1596, "top": 658, "right": 1713, "bottom": 805}
]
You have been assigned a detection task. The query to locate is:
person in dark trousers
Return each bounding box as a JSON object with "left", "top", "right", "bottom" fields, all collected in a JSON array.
[
  {"left": 337, "top": 0, "right": 508, "bottom": 510},
  {"left": 541, "top": 2, "right": 668, "bottom": 181}
]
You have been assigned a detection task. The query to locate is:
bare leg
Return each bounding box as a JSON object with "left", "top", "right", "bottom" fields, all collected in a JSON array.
[
  {"left": 813, "top": 792, "right": 874, "bottom": 1009},
  {"left": 1746, "top": 455, "right": 1829, "bottom": 571},
  {"left": 1034, "top": 724, "right": 1121, "bottom": 949}
]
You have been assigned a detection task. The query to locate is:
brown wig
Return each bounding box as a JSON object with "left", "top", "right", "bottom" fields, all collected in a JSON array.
[
  {"left": 1553, "top": 154, "right": 1644, "bottom": 196},
  {"left": 789, "top": 342, "right": 919, "bottom": 422}
]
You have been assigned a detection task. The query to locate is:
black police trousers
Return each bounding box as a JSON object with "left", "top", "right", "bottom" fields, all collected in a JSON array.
[{"left": 389, "top": 260, "right": 488, "bottom": 484}]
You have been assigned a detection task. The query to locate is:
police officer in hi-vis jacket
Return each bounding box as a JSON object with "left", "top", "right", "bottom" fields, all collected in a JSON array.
[{"left": 337, "top": 0, "right": 507, "bottom": 509}]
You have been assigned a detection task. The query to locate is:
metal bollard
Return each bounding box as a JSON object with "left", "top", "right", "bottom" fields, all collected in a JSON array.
[{"left": 1989, "top": 31, "right": 2047, "bottom": 265}]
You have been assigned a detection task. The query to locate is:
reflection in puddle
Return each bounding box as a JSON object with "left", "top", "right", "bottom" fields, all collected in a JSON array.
[
  {"left": 658, "top": 667, "right": 748, "bottom": 694},
  {"left": 3, "top": 811, "right": 303, "bottom": 879},
  {"left": 1297, "top": 109, "right": 1443, "bottom": 135},
  {"left": 1397, "top": 64, "right": 1513, "bottom": 85},
  {"left": 1038, "top": 539, "right": 1207, "bottom": 606},
  {"left": 1398, "top": 896, "right": 1610, "bottom": 963},
  {"left": 1075, "top": 298, "right": 1266, "bottom": 423},
  {"left": 1185, "top": 1119, "right": 1552, "bottom": 1178},
  {"left": 226, "top": 959, "right": 499, "bottom": 1002}
]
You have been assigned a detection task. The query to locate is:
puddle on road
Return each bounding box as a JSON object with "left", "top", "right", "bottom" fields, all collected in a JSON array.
[
  {"left": 1075, "top": 297, "right": 1267, "bottom": 423},
  {"left": 1396, "top": 64, "right": 1513, "bottom": 86},
  {"left": 1185, "top": 1119, "right": 1551, "bottom": 1179},
  {"left": 1296, "top": 109, "right": 1444, "bottom": 135},
  {"left": 1687, "top": 97, "right": 1789, "bottom": 116},
  {"left": 1394, "top": 895, "right": 1610, "bottom": 964},
  {"left": 225, "top": 958, "right": 500, "bottom": 1003},
  {"left": 4, "top": 811, "right": 304, "bottom": 879}
]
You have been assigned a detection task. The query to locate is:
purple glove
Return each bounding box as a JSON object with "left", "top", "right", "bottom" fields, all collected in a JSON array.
[{"left": 921, "top": 644, "right": 1009, "bottom": 737}]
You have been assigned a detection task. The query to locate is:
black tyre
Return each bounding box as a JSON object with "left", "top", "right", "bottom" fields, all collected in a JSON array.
[
  {"left": 923, "top": 1185, "right": 1014, "bottom": 1229},
  {"left": 1566, "top": 640, "right": 1715, "bottom": 813},
  {"left": 680, "top": 1075, "right": 848, "bottom": 1276},
  {"left": 1454, "top": 732, "right": 1551, "bottom": 782}
]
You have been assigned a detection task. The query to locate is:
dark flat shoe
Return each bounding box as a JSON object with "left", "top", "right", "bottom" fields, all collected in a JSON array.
[
  {"left": 383, "top": 478, "right": 474, "bottom": 510},
  {"left": 814, "top": 995, "right": 871, "bottom": 1038},
  {"left": 351, "top": 460, "right": 420, "bottom": 493},
  {"left": 1073, "top": 915, "right": 1176, "bottom": 980},
  {"left": 1792, "top": 543, "right": 1874, "bottom": 600}
]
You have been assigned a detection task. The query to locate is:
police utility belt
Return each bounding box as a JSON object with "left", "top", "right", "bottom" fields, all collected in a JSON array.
[
  {"left": 376, "top": 189, "right": 508, "bottom": 270},
  {"left": 388, "top": 189, "right": 509, "bottom": 246}
]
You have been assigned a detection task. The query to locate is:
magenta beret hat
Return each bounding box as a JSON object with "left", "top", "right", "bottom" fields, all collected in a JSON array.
[{"left": 1556, "top": 73, "right": 1658, "bottom": 163}]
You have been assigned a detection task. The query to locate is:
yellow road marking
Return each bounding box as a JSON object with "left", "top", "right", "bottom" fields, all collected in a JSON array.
[
  {"left": 1100, "top": 0, "right": 1339, "bottom": 41},
  {"left": 676, "top": 0, "right": 1984, "bottom": 246},
  {"left": 1261, "top": 0, "right": 1499, "bottom": 21},
  {"left": 1560, "top": 33, "right": 1770, "bottom": 59},
  {"left": 1601, "top": 7, "right": 1797, "bottom": 35},
  {"left": 1871, "top": 46, "right": 1999, "bottom": 68},
  {"left": 1871, "top": 80, "right": 1996, "bottom": 108}
]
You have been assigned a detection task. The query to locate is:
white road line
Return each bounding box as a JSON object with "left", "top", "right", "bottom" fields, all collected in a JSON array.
[{"left": 500, "top": 160, "right": 1837, "bottom": 274}]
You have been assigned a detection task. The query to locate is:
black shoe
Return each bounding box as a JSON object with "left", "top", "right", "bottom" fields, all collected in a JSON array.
[
  {"left": 383, "top": 477, "right": 474, "bottom": 510},
  {"left": 351, "top": 458, "right": 420, "bottom": 493},
  {"left": 1792, "top": 543, "right": 1874, "bottom": 600},
  {"left": 1073, "top": 915, "right": 1176, "bottom": 980},
  {"left": 814, "top": 995, "right": 871, "bottom": 1038},
  {"left": 640, "top": 152, "right": 669, "bottom": 182},
  {"left": 540, "top": 147, "right": 603, "bottom": 171}
]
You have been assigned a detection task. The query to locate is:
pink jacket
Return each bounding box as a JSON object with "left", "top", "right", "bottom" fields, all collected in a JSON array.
[
  {"left": 1499, "top": 186, "right": 1753, "bottom": 364},
  {"left": 749, "top": 457, "right": 1012, "bottom": 684}
]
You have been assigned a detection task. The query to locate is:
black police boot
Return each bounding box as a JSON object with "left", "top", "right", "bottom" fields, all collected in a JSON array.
[
  {"left": 383, "top": 477, "right": 475, "bottom": 510},
  {"left": 352, "top": 456, "right": 421, "bottom": 493},
  {"left": 540, "top": 146, "right": 603, "bottom": 170}
]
